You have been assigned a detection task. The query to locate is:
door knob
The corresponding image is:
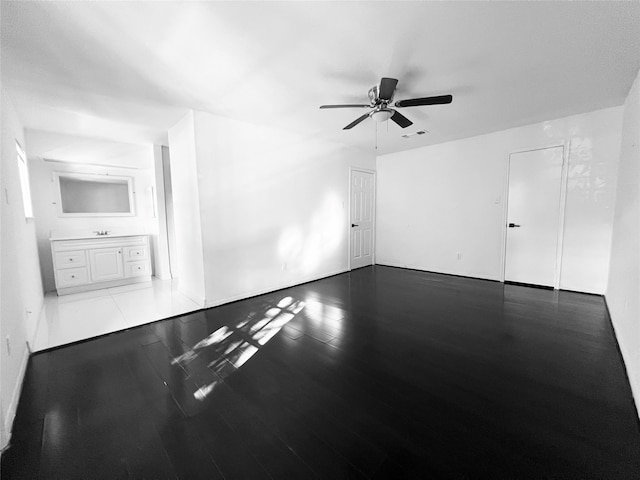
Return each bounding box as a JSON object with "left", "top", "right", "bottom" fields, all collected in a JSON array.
[
  {"left": 351, "top": 223, "right": 359, "bottom": 227},
  {"left": 508, "top": 223, "right": 521, "bottom": 228}
]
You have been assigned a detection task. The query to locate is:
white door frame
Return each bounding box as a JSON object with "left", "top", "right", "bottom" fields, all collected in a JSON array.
[
  {"left": 500, "top": 143, "right": 569, "bottom": 289},
  {"left": 348, "top": 167, "right": 376, "bottom": 271}
]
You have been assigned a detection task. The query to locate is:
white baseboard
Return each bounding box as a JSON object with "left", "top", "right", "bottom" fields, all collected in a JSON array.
[
  {"left": 29, "top": 301, "right": 46, "bottom": 350},
  {"left": 604, "top": 296, "right": 640, "bottom": 420},
  {"left": 179, "top": 291, "right": 206, "bottom": 308},
  {"left": 1, "top": 343, "right": 30, "bottom": 451},
  {"left": 205, "top": 268, "right": 349, "bottom": 308},
  {"left": 375, "top": 260, "right": 499, "bottom": 282},
  {"left": 172, "top": 281, "right": 206, "bottom": 308}
]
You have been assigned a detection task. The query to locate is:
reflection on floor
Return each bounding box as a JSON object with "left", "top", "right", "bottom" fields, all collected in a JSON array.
[
  {"left": 32, "top": 279, "right": 202, "bottom": 351},
  {"left": 4, "top": 266, "right": 640, "bottom": 479},
  {"left": 172, "top": 295, "right": 306, "bottom": 402}
]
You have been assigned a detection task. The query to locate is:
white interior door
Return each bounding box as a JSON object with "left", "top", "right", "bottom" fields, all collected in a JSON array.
[
  {"left": 505, "top": 146, "right": 564, "bottom": 287},
  {"left": 350, "top": 169, "right": 375, "bottom": 270}
]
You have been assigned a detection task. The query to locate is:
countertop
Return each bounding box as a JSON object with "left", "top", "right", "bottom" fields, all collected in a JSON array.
[{"left": 49, "top": 232, "right": 149, "bottom": 241}]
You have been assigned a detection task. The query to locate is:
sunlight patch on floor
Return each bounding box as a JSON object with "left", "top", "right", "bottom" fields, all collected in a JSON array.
[{"left": 170, "top": 296, "right": 306, "bottom": 401}]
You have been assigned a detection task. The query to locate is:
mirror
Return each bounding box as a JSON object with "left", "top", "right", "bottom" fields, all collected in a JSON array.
[{"left": 56, "top": 173, "right": 135, "bottom": 216}]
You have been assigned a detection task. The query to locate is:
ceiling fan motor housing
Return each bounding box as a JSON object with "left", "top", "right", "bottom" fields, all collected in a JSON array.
[
  {"left": 368, "top": 82, "right": 395, "bottom": 106},
  {"left": 368, "top": 85, "right": 379, "bottom": 105}
]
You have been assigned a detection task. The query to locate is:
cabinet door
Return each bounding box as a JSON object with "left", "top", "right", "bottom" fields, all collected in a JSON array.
[{"left": 89, "top": 247, "right": 125, "bottom": 282}]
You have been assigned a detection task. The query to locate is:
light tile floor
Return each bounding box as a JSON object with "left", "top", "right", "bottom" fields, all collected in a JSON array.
[{"left": 32, "top": 278, "right": 202, "bottom": 351}]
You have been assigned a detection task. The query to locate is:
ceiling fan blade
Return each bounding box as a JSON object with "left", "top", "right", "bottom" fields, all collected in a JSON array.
[
  {"left": 320, "top": 104, "right": 370, "bottom": 109},
  {"left": 343, "top": 113, "right": 371, "bottom": 130},
  {"left": 379, "top": 78, "right": 399, "bottom": 101},
  {"left": 395, "top": 94, "right": 453, "bottom": 108},
  {"left": 390, "top": 111, "right": 413, "bottom": 128}
]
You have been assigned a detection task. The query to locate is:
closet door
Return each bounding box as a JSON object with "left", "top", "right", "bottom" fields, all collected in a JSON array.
[
  {"left": 350, "top": 169, "right": 375, "bottom": 270},
  {"left": 505, "top": 146, "right": 564, "bottom": 287}
]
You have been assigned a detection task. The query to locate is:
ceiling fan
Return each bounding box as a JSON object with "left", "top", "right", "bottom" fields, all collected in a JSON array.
[{"left": 320, "top": 77, "right": 453, "bottom": 130}]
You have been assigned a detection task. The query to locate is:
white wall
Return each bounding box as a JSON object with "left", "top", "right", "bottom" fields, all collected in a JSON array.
[
  {"left": 167, "top": 112, "right": 207, "bottom": 304},
  {"left": 29, "top": 148, "right": 158, "bottom": 292},
  {"left": 161, "top": 146, "right": 178, "bottom": 278},
  {"left": 607, "top": 69, "right": 640, "bottom": 417},
  {"left": 152, "top": 144, "right": 171, "bottom": 280},
  {"left": 0, "top": 88, "right": 44, "bottom": 450},
  {"left": 168, "top": 110, "right": 375, "bottom": 307},
  {"left": 376, "top": 107, "right": 622, "bottom": 294}
]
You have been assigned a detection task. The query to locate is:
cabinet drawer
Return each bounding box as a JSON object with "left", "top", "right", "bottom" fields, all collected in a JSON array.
[
  {"left": 125, "top": 261, "right": 150, "bottom": 278},
  {"left": 57, "top": 267, "right": 89, "bottom": 287},
  {"left": 123, "top": 246, "right": 148, "bottom": 261},
  {"left": 54, "top": 251, "right": 86, "bottom": 269}
]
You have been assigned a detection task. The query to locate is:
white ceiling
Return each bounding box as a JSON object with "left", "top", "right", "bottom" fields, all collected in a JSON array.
[
  {"left": 2, "top": 1, "right": 640, "bottom": 157},
  {"left": 24, "top": 130, "right": 152, "bottom": 168}
]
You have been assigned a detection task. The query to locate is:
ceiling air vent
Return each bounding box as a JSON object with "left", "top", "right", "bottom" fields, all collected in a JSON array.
[{"left": 401, "top": 130, "right": 428, "bottom": 139}]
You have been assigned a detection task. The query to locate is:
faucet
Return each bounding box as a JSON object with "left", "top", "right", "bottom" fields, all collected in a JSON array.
[{"left": 93, "top": 230, "right": 111, "bottom": 236}]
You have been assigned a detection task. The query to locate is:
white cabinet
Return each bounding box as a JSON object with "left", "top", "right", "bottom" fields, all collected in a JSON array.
[
  {"left": 89, "top": 248, "right": 125, "bottom": 282},
  {"left": 51, "top": 235, "right": 151, "bottom": 295}
]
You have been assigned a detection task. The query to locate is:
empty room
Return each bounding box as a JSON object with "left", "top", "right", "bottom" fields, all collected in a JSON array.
[{"left": 1, "top": 1, "right": 639, "bottom": 478}]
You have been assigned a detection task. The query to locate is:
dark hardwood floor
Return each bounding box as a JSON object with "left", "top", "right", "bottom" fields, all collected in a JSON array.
[{"left": 3, "top": 265, "right": 640, "bottom": 479}]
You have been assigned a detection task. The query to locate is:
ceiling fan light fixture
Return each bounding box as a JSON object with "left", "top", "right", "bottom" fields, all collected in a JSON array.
[
  {"left": 320, "top": 77, "right": 452, "bottom": 131},
  {"left": 371, "top": 109, "right": 393, "bottom": 123}
]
